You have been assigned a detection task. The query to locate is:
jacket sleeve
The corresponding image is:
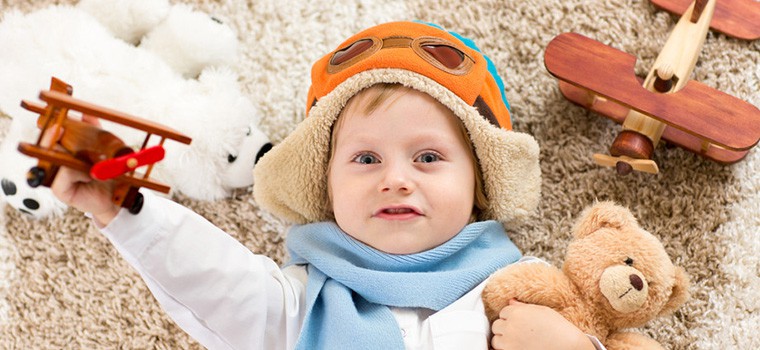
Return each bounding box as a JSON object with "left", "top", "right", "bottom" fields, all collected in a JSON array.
[{"left": 98, "top": 191, "right": 306, "bottom": 350}]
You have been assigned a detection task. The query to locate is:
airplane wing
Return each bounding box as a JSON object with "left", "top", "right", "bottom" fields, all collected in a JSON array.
[
  {"left": 38, "top": 90, "right": 192, "bottom": 145},
  {"left": 18, "top": 142, "right": 90, "bottom": 173},
  {"left": 544, "top": 32, "right": 760, "bottom": 164},
  {"left": 18, "top": 142, "right": 171, "bottom": 193},
  {"left": 651, "top": 0, "right": 760, "bottom": 40}
]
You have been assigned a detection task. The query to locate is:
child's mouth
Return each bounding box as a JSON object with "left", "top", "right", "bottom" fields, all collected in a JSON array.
[
  {"left": 384, "top": 208, "right": 414, "bottom": 214},
  {"left": 374, "top": 206, "right": 422, "bottom": 220}
]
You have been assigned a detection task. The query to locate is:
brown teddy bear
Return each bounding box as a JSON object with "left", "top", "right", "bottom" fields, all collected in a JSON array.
[{"left": 482, "top": 201, "right": 690, "bottom": 349}]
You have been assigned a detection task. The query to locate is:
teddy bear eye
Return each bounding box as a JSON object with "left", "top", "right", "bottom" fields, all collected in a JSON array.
[
  {"left": 228, "top": 154, "right": 238, "bottom": 163},
  {"left": 624, "top": 257, "right": 634, "bottom": 266}
]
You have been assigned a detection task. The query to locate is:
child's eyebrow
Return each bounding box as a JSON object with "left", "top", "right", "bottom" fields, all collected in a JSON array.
[
  {"left": 336, "top": 133, "right": 380, "bottom": 145},
  {"left": 402, "top": 135, "right": 464, "bottom": 155}
]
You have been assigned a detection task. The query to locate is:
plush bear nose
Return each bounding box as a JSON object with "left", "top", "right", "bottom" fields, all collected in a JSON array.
[
  {"left": 23, "top": 198, "right": 41, "bottom": 211},
  {"left": 1, "top": 178, "right": 17, "bottom": 196},
  {"left": 255, "top": 142, "right": 273, "bottom": 164},
  {"left": 630, "top": 274, "right": 644, "bottom": 291}
]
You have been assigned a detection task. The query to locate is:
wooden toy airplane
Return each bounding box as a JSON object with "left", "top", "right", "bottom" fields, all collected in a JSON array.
[
  {"left": 17, "top": 77, "right": 192, "bottom": 214},
  {"left": 544, "top": 0, "right": 760, "bottom": 175}
]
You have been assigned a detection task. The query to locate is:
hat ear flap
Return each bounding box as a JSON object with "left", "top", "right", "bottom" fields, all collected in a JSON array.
[{"left": 473, "top": 128, "right": 540, "bottom": 224}]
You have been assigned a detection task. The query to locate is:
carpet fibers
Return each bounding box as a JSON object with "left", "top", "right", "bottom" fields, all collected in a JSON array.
[{"left": 1, "top": 0, "right": 758, "bottom": 349}]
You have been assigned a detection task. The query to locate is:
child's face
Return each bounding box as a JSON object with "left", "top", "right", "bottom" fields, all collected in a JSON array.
[{"left": 328, "top": 87, "right": 476, "bottom": 255}]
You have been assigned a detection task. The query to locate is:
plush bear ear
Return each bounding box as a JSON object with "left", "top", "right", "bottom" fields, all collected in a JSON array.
[
  {"left": 572, "top": 201, "right": 639, "bottom": 239},
  {"left": 658, "top": 266, "right": 691, "bottom": 316}
]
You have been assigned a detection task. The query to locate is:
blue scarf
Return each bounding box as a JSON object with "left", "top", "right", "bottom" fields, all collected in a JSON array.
[{"left": 285, "top": 220, "right": 521, "bottom": 349}]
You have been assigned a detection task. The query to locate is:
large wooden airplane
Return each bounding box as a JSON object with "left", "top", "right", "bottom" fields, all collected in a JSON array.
[
  {"left": 17, "top": 77, "right": 192, "bottom": 214},
  {"left": 544, "top": 0, "right": 760, "bottom": 175}
]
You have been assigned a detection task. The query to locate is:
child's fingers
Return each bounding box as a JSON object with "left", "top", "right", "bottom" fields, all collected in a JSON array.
[
  {"left": 81, "top": 114, "right": 102, "bottom": 127},
  {"left": 60, "top": 166, "right": 93, "bottom": 184},
  {"left": 40, "top": 124, "right": 63, "bottom": 148},
  {"left": 491, "top": 318, "right": 508, "bottom": 335},
  {"left": 490, "top": 333, "right": 507, "bottom": 350},
  {"left": 50, "top": 166, "right": 91, "bottom": 204},
  {"left": 490, "top": 318, "right": 514, "bottom": 350},
  {"left": 497, "top": 298, "right": 522, "bottom": 319}
]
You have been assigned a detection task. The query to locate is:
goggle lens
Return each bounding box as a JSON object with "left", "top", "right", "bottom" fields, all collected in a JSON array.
[
  {"left": 421, "top": 45, "right": 465, "bottom": 69},
  {"left": 330, "top": 39, "right": 374, "bottom": 65}
]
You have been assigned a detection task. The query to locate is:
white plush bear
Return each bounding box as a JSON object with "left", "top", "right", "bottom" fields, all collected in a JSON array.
[
  {"left": 0, "top": 0, "right": 271, "bottom": 219},
  {"left": 0, "top": 118, "right": 67, "bottom": 219},
  {"left": 78, "top": 0, "right": 239, "bottom": 78}
]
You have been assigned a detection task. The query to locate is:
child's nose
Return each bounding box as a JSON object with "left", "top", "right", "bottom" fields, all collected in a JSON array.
[{"left": 378, "top": 162, "right": 414, "bottom": 193}]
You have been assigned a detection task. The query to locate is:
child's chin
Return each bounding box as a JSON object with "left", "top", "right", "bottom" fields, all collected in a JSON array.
[{"left": 377, "top": 235, "right": 438, "bottom": 255}]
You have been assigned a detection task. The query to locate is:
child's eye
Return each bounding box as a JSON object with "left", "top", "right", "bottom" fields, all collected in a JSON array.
[
  {"left": 352, "top": 153, "right": 379, "bottom": 164},
  {"left": 415, "top": 152, "right": 441, "bottom": 163}
]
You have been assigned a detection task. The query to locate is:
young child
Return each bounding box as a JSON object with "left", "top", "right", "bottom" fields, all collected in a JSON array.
[{"left": 49, "top": 21, "right": 601, "bottom": 350}]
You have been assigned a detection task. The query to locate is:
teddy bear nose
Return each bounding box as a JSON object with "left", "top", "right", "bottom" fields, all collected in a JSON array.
[
  {"left": 630, "top": 274, "right": 644, "bottom": 291},
  {"left": 23, "top": 198, "right": 41, "bottom": 210},
  {"left": 1, "top": 178, "right": 17, "bottom": 196}
]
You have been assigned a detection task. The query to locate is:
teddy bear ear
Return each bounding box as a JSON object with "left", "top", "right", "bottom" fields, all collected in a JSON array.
[
  {"left": 658, "top": 266, "right": 691, "bottom": 316},
  {"left": 572, "top": 201, "right": 639, "bottom": 239}
]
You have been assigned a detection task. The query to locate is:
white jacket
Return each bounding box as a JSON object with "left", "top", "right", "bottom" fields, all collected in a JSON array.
[{"left": 99, "top": 192, "right": 493, "bottom": 350}]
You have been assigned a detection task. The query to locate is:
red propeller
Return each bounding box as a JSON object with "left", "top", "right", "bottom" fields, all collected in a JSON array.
[{"left": 90, "top": 145, "right": 165, "bottom": 180}]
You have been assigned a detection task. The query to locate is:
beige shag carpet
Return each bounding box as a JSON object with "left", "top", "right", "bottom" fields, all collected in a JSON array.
[{"left": 1, "top": 0, "right": 758, "bottom": 348}]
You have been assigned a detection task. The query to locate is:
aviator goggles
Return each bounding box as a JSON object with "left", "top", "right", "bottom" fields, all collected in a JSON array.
[
  {"left": 327, "top": 36, "right": 475, "bottom": 76},
  {"left": 307, "top": 21, "right": 512, "bottom": 129}
]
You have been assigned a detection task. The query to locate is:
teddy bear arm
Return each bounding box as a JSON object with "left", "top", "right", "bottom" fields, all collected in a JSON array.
[
  {"left": 605, "top": 331, "right": 664, "bottom": 350},
  {"left": 483, "top": 262, "right": 577, "bottom": 321}
]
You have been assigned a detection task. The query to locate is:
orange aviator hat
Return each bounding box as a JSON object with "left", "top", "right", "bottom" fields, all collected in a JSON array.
[{"left": 306, "top": 21, "right": 512, "bottom": 130}]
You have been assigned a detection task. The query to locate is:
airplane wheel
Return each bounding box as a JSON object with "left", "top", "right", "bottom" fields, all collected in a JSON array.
[
  {"left": 26, "top": 167, "right": 46, "bottom": 188},
  {"left": 128, "top": 192, "right": 144, "bottom": 214}
]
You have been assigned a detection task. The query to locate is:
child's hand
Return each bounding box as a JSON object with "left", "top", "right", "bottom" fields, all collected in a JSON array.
[
  {"left": 47, "top": 115, "right": 121, "bottom": 226},
  {"left": 491, "top": 299, "right": 596, "bottom": 350}
]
